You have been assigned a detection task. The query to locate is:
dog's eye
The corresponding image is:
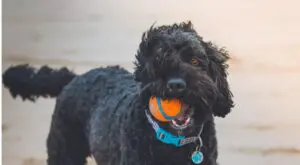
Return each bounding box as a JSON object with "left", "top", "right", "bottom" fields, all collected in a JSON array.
[{"left": 190, "top": 57, "right": 200, "bottom": 66}]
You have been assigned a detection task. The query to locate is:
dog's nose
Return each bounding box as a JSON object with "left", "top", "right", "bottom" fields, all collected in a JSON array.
[{"left": 167, "top": 78, "right": 186, "bottom": 92}]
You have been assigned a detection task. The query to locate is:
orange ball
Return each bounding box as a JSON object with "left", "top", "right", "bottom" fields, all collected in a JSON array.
[{"left": 149, "top": 96, "right": 182, "bottom": 122}]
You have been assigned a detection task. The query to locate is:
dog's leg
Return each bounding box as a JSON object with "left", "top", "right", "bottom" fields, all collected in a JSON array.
[
  {"left": 46, "top": 111, "right": 90, "bottom": 165},
  {"left": 201, "top": 120, "right": 218, "bottom": 165}
]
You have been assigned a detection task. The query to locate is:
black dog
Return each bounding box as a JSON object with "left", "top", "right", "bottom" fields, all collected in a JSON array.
[{"left": 3, "top": 21, "right": 234, "bottom": 165}]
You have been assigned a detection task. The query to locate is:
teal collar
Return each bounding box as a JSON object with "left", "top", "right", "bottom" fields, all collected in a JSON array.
[{"left": 145, "top": 111, "right": 203, "bottom": 147}]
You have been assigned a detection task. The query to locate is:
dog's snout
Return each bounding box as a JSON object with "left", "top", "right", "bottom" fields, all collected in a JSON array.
[{"left": 167, "top": 78, "right": 186, "bottom": 92}]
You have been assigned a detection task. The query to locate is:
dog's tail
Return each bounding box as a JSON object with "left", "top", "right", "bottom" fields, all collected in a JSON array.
[{"left": 2, "top": 64, "right": 76, "bottom": 102}]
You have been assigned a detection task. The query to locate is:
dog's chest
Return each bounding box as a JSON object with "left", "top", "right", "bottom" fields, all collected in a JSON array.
[{"left": 145, "top": 142, "right": 201, "bottom": 165}]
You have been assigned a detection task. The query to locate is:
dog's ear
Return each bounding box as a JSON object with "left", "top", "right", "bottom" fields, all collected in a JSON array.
[
  {"left": 134, "top": 25, "right": 159, "bottom": 83},
  {"left": 204, "top": 42, "right": 234, "bottom": 117},
  {"left": 134, "top": 60, "right": 154, "bottom": 83},
  {"left": 134, "top": 32, "right": 152, "bottom": 83}
]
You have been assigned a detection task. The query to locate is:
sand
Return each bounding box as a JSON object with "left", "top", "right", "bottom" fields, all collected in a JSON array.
[{"left": 2, "top": 0, "right": 300, "bottom": 164}]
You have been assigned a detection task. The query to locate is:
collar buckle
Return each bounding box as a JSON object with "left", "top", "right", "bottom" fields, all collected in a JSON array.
[{"left": 155, "top": 127, "right": 185, "bottom": 147}]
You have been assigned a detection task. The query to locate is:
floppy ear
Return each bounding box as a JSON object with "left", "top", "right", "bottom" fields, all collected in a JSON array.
[
  {"left": 133, "top": 24, "right": 161, "bottom": 83},
  {"left": 204, "top": 42, "right": 234, "bottom": 117},
  {"left": 133, "top": 31, "right": 155, "bottom": 83}
]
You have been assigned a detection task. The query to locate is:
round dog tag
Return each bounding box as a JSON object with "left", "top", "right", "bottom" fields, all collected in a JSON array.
[{"left": 191, "top": 151, "right": 204, "bottom": 164}]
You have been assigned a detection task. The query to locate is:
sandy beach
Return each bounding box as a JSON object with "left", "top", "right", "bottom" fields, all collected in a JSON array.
[{"left": 2, "top": 0, "right": 300, "bottom": 165}]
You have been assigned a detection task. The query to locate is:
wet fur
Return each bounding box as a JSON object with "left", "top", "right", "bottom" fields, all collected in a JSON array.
[{"left": 2, "top": 21, "right": 234, "bottom": 165}]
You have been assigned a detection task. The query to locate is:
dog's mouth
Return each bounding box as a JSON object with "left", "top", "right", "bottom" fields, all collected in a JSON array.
[{"left": 170, "top": 103, "right": 194, "bottom": 130}]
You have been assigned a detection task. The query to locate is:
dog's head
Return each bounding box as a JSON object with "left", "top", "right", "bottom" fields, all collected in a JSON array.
[{"left": 134, "top": 21, "right": 234, "bottom": 135}]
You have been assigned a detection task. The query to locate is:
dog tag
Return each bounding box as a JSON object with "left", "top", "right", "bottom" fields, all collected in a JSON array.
[{"left": 191, "top": 150, "right": 203, "bottom": 164}]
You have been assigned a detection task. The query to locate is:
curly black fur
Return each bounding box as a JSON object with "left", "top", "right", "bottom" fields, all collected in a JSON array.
[
  {"left": 2, "top": 64, "right": 75, "bottom": 101},
  {"left": 2, "top": 21, "right": 234, "bottom": 165}
]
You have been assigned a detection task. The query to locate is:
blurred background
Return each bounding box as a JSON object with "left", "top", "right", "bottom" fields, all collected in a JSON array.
[{"left": 2, "top": 0, "right": 300, "bottom": 165}]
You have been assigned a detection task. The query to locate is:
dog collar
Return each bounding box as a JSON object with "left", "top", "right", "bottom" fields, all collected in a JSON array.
[
  {"left": 145, "top": 111, "right": 205, "bottom": 164},
  {"left": 145, "top": 111, "right": 202, "bottom": 147}
]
